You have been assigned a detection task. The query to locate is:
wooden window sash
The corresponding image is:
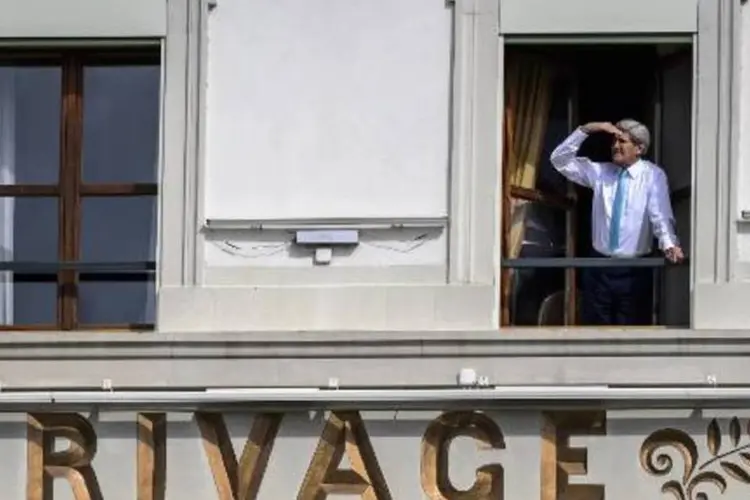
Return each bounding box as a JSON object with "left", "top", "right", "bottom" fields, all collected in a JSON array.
[
  {"left": 59, "top": 55, "right": 83, "bottom": 331},
  {"left": 0, "top": 50, "right": 158, "bottom": 331},
  {"left": 509, "top": 185, "right": 574, "bottom": 210}
]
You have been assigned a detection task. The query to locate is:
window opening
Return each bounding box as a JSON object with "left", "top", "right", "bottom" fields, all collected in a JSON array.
[{"left": 501, "top": 43, "right": 692, "bottom": 328}]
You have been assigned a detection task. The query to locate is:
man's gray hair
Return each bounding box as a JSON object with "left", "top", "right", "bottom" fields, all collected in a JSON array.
[{"left": 616, "top": 118, "right": 650, "bottom": 154}]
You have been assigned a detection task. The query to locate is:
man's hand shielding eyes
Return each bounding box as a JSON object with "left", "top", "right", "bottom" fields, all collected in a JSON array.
[{"left": 581, "top": 121, "right": 623, "bottom": 137}]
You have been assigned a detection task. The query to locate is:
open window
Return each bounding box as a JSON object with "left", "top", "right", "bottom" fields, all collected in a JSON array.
[{"left": 501, "top": 42, "right": 693, "bottom": 328}]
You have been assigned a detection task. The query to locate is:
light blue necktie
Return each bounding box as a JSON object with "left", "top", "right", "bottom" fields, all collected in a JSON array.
[{"left": 609, "top": 168, "right": 629, "bottom": 253}]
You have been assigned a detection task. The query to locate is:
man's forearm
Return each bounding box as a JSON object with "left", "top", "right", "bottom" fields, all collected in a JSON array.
[
  {"left": 653, "top": 217, "right": 678, "bottom": 250},
  {"left": 580, "top": 122, "right": 620, "bottom": 136},
  {"left": 549, "top": 128, "right": 600, "bottom": 188},
  {"left": 580, "top": 123, "right": 598, "bottom": 134},
  {"left": 659, "top": 230, "right": 678, "bottom": 251},
  {"left": 550, "top": 129, "right": 587, "bottom": 167}
]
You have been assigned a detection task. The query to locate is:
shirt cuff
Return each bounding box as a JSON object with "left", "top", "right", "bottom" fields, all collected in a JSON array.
[
  {"left": 660, "top": 234, "right": 678, "bottom": 250},
  {"left": 571, "top": 128, "right": 590, "bottom": 141},
  {"left": 561, "top": 128, "right": 590, "bottom": 150}
]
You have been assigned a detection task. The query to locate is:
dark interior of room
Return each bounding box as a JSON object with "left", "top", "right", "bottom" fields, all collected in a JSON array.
[{"left": 572, "top": 45, "right": 658, "bottom": 260}]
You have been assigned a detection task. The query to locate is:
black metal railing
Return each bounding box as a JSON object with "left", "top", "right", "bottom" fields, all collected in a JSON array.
[
  {"left": 502, "top": 257, "right": 689, "bottom": 326},
  {"left": 0, "top": 261, "right": 156, "bottom": 283},
  {"left": 502, "top": 257, "right": 685, "bottom": 269},
  {"left": 0, "top": 261, "right": 155, "bottom": 272},
  {"left": 0, "top": 262, "right": 158, "bottom": 329}
]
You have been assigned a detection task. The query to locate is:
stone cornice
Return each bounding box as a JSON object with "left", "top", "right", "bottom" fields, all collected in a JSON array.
[{"left": 0, "top": 330, "right": 745, "bottom": 389}]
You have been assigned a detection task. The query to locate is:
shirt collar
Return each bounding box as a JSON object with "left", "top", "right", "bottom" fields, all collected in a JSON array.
[{"left": 622, "top": 159, "right": 646, "bottom": 178}]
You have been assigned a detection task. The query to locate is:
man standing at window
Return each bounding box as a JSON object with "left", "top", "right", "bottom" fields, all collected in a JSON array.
[{"left": 550, "top": 119, "right": 685, "bottom": 326}]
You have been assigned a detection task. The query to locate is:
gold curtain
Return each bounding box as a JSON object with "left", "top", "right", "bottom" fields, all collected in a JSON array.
[
  {"left": 501, "top": 54, "right": 554, "bottom": 326},
  {"left": 503, "top": 55, "right": 554, "bottom": 259}
]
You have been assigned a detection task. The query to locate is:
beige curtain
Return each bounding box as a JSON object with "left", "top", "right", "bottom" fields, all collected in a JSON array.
[{"left": 503, "top": 55, "right": 554, "bottom": 259}]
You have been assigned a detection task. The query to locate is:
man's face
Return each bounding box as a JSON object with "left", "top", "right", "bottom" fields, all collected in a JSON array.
[{"left": 611, "top": 131, "right": 642, "bottom": 166}]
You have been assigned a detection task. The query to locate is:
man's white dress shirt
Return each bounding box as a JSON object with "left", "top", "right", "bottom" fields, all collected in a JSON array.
[{"left": 550, "top": 128, "right": 678, "bottom": 258}]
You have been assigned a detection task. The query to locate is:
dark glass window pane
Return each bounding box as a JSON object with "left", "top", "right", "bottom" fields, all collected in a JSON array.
[
  {"left": 14, "top": 197, "right": 59, "bottom": 261},
  {"left": 79, "top": 281, "right": 154, "bottom": 325},
  {"left": 508, "top": 202, "right": 566, "bottom": 326},
  {"left": 0, "top": 66, "right": 61, "bottom": 185},
  {"left": 12, "top": 282, "right": 57, "bottom": 326},
  {"left": 0, "top": 197, "right": 59, "bottom": 326},
  {"left": 80, "top": 197, "right": 156, "bottom": 262},
  {"left": 511, "top": 200, "right": 566, "bottom": 256},
  {"left": 80, "top": 196, "right": 155, "bottom": 326},
  {"left": 82, "top": 65, "right": 160, "bottom": 184}
]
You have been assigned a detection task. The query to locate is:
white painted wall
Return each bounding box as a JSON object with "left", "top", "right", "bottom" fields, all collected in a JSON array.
[
  {"left": 201, "top": 0, "right": 454, "bottom": 277},
  {"left": 160, "top": 0, "right": 499, "bottom": 331},
  {"left": 205, "top": 0, "right": 453, "bottom": 221}
]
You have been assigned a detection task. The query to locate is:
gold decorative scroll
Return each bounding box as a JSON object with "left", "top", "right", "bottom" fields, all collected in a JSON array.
[
  {"left": 297, "top": 411, "right": 392, "bottom": 500},
  {"left": 26, "top": 413, "right": 103, "bottom": 500},
  {"left": 196, "top": 412, "right": 283, "bottom": 500},
  {"left": 540, "top": 411, "right": 606, "bottom": 500},
  {"left": 137, "top": 413, "right": 167, "bottom": 500},
  {"left": 637, "top": 417, "right": 750, "bottom": 499},
  {"left": 420, "top": 411, "right": 505, "bottom": 500}
]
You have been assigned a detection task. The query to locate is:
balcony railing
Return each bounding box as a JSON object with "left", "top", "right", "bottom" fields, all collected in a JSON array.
[
  {"left": 0, "top": 261, "right": 155, "bottom": 273},
  {"left": 502, "top": 257, "right": 689, "bottom": 327},
  {"left": 502, "top": 257, "right": 685, "bottom": 268}
]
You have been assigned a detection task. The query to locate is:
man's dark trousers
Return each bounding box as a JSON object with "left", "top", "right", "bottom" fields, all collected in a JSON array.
[{"left": 582, "top": 250, "right": 654, "bottom": 326}]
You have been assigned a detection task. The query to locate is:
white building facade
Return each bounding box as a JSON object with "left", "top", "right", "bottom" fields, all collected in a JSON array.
[{"left": 1, "top": 0, "right": 750, "bottom": 498}]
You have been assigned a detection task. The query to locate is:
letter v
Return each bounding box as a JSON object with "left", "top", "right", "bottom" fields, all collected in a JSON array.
[{"left": 196, "top": 412, "right": 283, "bottom": 500}]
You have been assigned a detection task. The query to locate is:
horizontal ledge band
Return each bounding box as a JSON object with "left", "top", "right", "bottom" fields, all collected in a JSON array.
[{"left": 0, "top": 386, "right": 745, "bottom": 411}]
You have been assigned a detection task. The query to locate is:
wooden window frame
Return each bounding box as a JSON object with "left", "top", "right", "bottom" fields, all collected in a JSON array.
[
  {"left": 0, "top": 48, "right": 159, "bottom": 331},
  {"left": 500, "top": 60, "right": 579, "bottom": 328},
  {"left": 500, "top": 174, "right": 578, "bottom": 327}
]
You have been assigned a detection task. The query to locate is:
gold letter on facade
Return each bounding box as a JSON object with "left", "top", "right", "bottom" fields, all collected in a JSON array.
[
  {"left": 420, "top": 411, "right": 505, "bottom": 500},
  {"left": 540, "top": 411, "right": 606, "bottom": 500},
  {"left": 138, "top": 413, "right": 166, "bottom": 500},
  {"left": 26, "top": 413, "right": 103, "bottom": 500},
  {"left": 297, "top": 411, "right": 392, "bottom": 500},
  {"left": 196, "top": 412, "right": 283, "bottom": 500}
]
